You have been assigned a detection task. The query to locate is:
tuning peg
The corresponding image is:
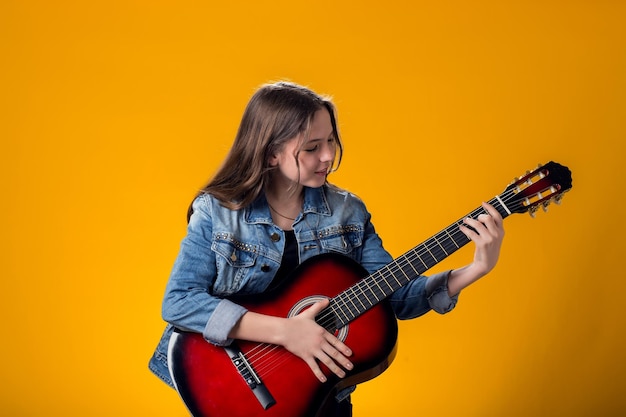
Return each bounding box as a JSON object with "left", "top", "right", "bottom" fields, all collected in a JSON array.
[
  {"left": 528, "top": 205, "right": 539, "bottom": 218},
  {"left": 542, "top": 201, "right": 550, "bottom": 212},
  {"left": 524, "top": 170, "right": 532, "bottom": 184},
  {"left": 554, "top": 194, "right": 563, "bottom": 205}
]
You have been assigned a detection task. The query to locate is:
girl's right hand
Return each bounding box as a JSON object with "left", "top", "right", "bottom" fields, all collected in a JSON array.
[{"left": 279, "top": 298, "right": 354, "bottom": 383}]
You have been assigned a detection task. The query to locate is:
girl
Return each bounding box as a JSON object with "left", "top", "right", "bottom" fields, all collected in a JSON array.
[{"left": 149, "top": 81, "right": 504, "bottom": 416}]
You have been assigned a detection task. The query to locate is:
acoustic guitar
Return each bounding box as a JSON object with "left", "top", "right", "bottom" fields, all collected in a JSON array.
[{"left": 168, "top": 161, "right": 573, "bottom": 417}]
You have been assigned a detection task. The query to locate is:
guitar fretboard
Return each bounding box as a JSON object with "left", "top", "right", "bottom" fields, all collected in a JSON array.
[{"left": 328, "top": 196, "right": 512, "bottom": 329}]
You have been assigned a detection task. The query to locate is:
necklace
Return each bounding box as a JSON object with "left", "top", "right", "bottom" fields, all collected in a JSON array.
[{"left": 267, "top": 202, "right": 298, "bottom": 221}]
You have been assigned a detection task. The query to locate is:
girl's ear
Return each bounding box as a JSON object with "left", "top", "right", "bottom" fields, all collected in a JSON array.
[{"left": 268, "top": 154, "right": 278, "bottom": 167}]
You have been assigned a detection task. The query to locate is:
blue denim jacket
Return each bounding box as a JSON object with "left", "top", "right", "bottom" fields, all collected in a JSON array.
[{"left": 148, "top": 184, "right": 458, "bottom": 388}]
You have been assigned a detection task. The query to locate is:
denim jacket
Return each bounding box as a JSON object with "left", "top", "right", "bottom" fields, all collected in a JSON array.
[{"left": 149, "top": 184, "right": 459, "bottom": 388}]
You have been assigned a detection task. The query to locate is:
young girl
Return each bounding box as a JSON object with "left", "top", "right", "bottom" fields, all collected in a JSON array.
[{"left": 149, "top": 81, "right": 504, "bottom": 417}]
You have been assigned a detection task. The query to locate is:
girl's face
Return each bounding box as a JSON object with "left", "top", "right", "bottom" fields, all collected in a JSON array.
[{"left": 269, "top": 108, "right": 336, "bottom": 192}]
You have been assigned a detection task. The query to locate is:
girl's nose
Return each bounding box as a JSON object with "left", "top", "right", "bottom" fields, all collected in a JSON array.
[{"left": 320, "top": 141, "right": 335, "bottom": 162}]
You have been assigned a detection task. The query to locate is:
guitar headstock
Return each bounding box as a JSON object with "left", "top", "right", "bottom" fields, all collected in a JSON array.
[{"left": 502, "top": 161, "right": 573, "bottom": 217}]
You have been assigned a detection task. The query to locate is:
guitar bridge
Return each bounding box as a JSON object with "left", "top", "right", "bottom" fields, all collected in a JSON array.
[{"left": 224, "top": 344, "right": 276, "bottom": 410}]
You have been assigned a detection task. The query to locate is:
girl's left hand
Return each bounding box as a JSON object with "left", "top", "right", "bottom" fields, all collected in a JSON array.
[{"left": 459, "top": 202, "right": 505, "bottom": 277}]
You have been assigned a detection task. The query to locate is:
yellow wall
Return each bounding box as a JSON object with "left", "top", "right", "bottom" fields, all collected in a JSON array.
[{"left": 3, "top": 1, "right": 625, "bottom": 416}]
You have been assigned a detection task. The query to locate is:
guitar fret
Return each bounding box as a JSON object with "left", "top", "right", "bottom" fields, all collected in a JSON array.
[
  {"left": 429, "top": 242, "right": 445, "bottom": 264},
  {"left": 413, "top": 249, "right": 428, "bottom": 271},
  {"left": 396, "top": 263, "right": 411, "bottom": 283},
  {"left": 352, "top": 284, "right": 368, "bottom": 311},
  {"left": 433, "top": 235, "right": 449, "bottom": 256},
  {"left": 420, "top": 247, "right": 437, "bottom": 269},
  {"left": 494, "top": 195, "right": 512, "bottom": 216},
  {"left": 386, "top": 264, "right": 403, "bottom": 288},
  {"left": 370, "top": 274, "right": 386, "bottom": 300},
  {"left": 328, "top": 302, "right": 341, "bottom": 323},
  {"left": 363, "top": 280, "right": 378, "bottom": 305},
  {"left": 399, "top": 261, "right": 415, "bottom": 280},
  {"left": 363, "top": 279, "right": 381, "bottom": 302},
  {"left": 403, "top": 256, "right": 420, "bottom": 276},
  {"left": 444, "top": 228, "right": 460, "bottom": 249},
  {"left": 424, "top": 243, "right": 438, "bottom": 265},
  {"left": 380, "top": 270, "right": 395, "bottom": 293},
  {"left": 334, "top": 297, "right": 351, "bottom": 324},
  {"left": 345, "top": 287, "right": 359, "bottom": 317},
  {"left": 444, "top": 242, "right": 457, "bottom": 256}
]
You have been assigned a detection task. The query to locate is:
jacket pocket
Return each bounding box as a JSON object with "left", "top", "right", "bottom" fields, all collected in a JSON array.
[
  {"left": 212, "top": 233, "right": 259, "bottom": 294},
  {"left": 318, "top": 224, "right": 363, "bottom": 256}
]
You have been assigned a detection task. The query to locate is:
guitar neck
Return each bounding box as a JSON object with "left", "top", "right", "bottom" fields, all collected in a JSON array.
[{"left": 329, "top": 196, "right": 512, "bottom": 328}]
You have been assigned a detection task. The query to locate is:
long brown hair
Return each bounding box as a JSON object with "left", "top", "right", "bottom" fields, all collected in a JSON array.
[{"left": 189, "top": 81, "right": 343, "bottom": 220}]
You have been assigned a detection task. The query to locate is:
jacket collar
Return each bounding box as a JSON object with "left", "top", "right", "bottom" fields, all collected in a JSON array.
[{"left": 245, "top": 185, "right": 331, "bottom": 224}]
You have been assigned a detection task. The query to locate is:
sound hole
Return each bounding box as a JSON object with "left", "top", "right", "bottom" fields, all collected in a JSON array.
[{"left": 288, "top": 295, "right": 349, "bottom": 342}]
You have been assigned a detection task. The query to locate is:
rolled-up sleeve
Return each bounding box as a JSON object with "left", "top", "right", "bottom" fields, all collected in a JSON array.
[
  {"left": 425, "top": 270, "right": 459, "bottom": 314},
  {"left": 203, "top": 299, "right": 248, "bottom": 346},
  {"left": 389, "top": 270, "right": 459, "bottom": 320}
]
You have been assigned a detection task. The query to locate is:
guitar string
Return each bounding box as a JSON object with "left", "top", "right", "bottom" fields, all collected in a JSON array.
[
  {"left": 240, "top": 188, "right": 531, "bottom": 377},
  {"left": 245, "top": 344, "right": 287, "bottom": 376},
  {"left": 253, "top": 347, "right": 294, "bottom": 377}
]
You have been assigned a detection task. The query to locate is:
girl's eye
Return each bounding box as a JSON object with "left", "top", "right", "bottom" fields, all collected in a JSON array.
[{"left": 304, "top": 138, "right": 335, "bottom": 152}]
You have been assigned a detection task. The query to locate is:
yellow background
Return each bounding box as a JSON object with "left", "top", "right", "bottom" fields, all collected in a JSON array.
[{"left": 3, "top": 1, "right": 625, "bottom": 416}]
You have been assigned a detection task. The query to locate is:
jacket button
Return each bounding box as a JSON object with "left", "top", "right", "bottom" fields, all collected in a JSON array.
[
  {"left": 261, "top": 264, "right": 270, "bottom": 272},
  {"left": 270, "top": 233, "right": 280, "bottom": 242}
]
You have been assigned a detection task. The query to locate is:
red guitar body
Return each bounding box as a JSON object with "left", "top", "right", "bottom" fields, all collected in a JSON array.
[{"left": 168, "top": 253, "right": 399, "bottom": 417}]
